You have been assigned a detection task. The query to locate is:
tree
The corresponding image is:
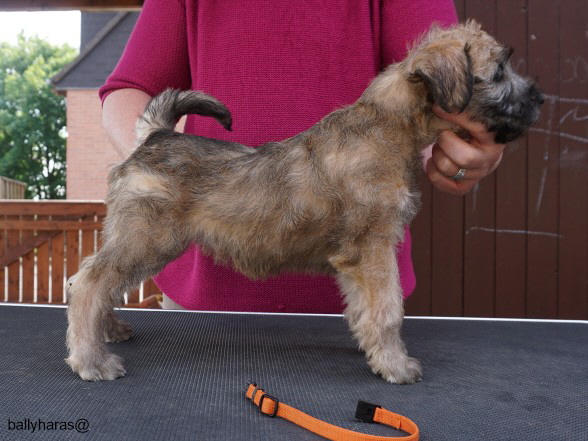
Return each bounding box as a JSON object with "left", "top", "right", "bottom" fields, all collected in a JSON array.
[{"left": 0, "top": 34, "right": 77, "bottom": 199}]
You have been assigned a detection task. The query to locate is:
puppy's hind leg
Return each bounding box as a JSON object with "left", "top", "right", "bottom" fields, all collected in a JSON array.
[
  {"left": 67, "top": 272, "right": 133, "bottom": 344},
  {"left": 333, "top": 233, "right": 421, "bottom": 384},
  {"left": 103, "top": 309, "right": 133, "bottom": 343},
  {"left": 65, "top": 252, "right": 129, "bottom": 381},
  {"left": 66, "top": 205, "right": 188, "bottom": 381}
]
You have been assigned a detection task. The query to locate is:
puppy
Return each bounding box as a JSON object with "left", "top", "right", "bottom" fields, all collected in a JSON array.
[{"left": 66, "top": 21, "right": 542, "bottom": 382}]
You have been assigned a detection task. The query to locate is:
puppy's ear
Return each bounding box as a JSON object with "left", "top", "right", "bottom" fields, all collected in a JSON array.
[{"left": 409, "top": 43, "right": 474, "bottom": 113}]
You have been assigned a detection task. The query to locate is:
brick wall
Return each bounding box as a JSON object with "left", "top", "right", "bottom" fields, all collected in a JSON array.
[
  {"left": 65, "top": 89, "right": 186, "bottom": 200},
  {"left": 65, "top": 89, "right": 120, "bottom": 200}
]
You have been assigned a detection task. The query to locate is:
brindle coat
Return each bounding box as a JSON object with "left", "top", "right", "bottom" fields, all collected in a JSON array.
[{"left": 66, "top": 21, "right": 542, "bottom": 382}]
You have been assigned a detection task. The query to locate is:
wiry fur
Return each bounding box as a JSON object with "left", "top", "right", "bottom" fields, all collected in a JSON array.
[{"left": 66, "top": 21, "right": 542, "bottom": 383}]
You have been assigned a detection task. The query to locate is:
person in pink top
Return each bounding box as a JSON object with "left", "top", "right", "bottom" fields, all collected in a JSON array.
[{"left": 100, "top": 0, "right": 506, "bottom": 313}]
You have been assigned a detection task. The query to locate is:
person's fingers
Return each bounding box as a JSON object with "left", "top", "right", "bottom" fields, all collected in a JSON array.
[
  {"left": 425, "top": 156, "right": 476, "bottom": 195},
  {"left": 434, "top": 130, "right": 492, "bottom": 171},
  {"left": 432, "top": 104, "right": 497, "bottom": 145},
  {"left": 430, "top": 143, "right": 481, "bottom": 181},
  {"left": 425, "top": 107, "right": 507, "bottom": 195}
]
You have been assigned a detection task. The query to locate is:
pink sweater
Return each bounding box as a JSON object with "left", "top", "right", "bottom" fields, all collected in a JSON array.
[{"left": 100, "top": 0, "right": 457, "bottom": 313}]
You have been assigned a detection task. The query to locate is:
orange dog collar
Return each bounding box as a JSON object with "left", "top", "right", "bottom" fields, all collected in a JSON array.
[{"left": 245, "top": 382, "right": 419, "bottom": 441}]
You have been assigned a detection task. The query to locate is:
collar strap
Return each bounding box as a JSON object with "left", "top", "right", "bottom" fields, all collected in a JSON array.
[{"left": 245, "top": 383, "right": 419, "bottom": 441}]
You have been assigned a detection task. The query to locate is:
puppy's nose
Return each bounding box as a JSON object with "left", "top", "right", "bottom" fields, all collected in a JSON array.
[{"left": 529, "top": 84, "right": 544, "bottom": 105}]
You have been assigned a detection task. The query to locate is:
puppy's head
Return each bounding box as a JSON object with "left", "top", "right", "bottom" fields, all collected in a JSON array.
[{"left": 408, "top": 20, "right": 543, "bottom": 143}]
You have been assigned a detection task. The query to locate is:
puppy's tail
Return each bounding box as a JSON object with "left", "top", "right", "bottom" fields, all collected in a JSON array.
[{"left": 136, "top": 89, "right": 232, "bottom": 143}]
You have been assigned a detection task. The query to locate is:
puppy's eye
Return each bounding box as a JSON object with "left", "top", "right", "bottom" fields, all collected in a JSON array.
[{"left": 493, "top": 65, "right": 504, "bottom": 82}]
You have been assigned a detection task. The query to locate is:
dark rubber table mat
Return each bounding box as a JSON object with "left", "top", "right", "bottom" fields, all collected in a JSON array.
[{"left": 0, "top": 304, "right": 586, "bottom": 440}]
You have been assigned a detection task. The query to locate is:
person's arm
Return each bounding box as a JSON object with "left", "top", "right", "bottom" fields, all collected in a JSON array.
[
  {"left": 102, "top": 88, "right": 151, "bottom": 159},
  {"left": 99, "top": 0, "right": 191, "bottom": 159}
]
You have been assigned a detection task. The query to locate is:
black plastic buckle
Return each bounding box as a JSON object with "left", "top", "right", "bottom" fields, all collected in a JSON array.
[
  {"left": 355, "top": 401, "right": 381, "bottom": 423},
  {"left": 258, "top": 393, "right": 280, "bottom": 418},
  {"left": 246, "top": 382, "right": 262, "bottom": 403}
]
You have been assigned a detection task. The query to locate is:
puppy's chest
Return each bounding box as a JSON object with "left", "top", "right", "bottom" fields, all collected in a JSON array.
[
  {"left": 375, "top": 181, "right": 420, "bottom": 221},
  {"left": 367, "top": 152, "right": 421, "bottom": 211}
]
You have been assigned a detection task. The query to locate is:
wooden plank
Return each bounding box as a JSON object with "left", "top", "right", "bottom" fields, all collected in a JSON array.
[
  {"left": 79, "top": 215, "right": 96, "bottom": 299},
  {"left": 127, "top": 288, "right": 140, "bottom": 305},
  {"left": 21, "top": 215, "right": 35, "bottom": 303},
  {"left": 37, "top": 215, "right": 51, "bottom": 303},
  {"left": 0, "top": 220, "right": 103, "bottom": 231},
  {"left": 557, "top": 0, "right": 588, "bottom": 319},
  {"left": 526, "top": 0, "right": 560, "bottom": 318},
  {"left": 65, "top": 230, "right": 80, "bottom": 302},
  {"left": 426, "top": 0, "right": 468, "bottom": 315},
  {"left": 462, "top": 0, "right": 497, "bottom": 317},
  {"left": 7, "top": 215, "right": 20, "bottom": 302},
  {"left": 80, "top": 215, "right": 96, "bottom": 261},
  {"left": 0, "top": 213, "right": 4, "bottom": 301},
  {"left": 143, "top": 278, "right": 160, "bottom": 296},
  {"left": 431, "top": 192, "right": 464, "bottom": 316},
  {"left": 52, "top": 233, "right": 65, "bottom": 304},
  {"left": 454, "top": 0, "right": 466, "bottom": 20},
  {"left": 464, "top": 0, "right": 496, "bottom": 29},
  {"left": 405, "top": 177, "right": 432, "bottom": 316},
  {"left": 0, "top": 201, "right": 105, "bottom": 216},
  {"left": 0, "top": 231, "right": 59, "bottom": 267},
  {"left": 494, "top": 0, "right": 529, "bottom": 318},
  {"left": 0, "top": 177, "right": 26, "bottom": 198}
]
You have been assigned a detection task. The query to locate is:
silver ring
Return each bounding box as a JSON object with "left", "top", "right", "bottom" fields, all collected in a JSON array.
[{"left": 451, "top": 168, "right": 467, "bottom": 181}]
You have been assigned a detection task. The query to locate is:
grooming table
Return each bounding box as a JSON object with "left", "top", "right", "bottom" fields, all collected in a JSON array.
[{"left": 0, "top": 304, "right": 586, "bottom": 441}]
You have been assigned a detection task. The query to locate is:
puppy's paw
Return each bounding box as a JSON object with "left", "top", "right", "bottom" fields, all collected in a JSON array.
[
  {"left": 104, "top": 319, "right": 133, "bottom": 343},
  {"left": 369, "top": 354, "right": 422, "bottom": 384},
  {"left": 66, "top": 352, "right": 126, "bottom": 381}
]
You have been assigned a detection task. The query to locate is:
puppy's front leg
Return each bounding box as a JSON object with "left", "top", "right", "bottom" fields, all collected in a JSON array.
[{"left": 334, "top": 236, "right": 422, "bottom": 384}]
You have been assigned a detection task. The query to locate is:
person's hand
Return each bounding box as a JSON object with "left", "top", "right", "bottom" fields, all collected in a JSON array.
[{"left": 423, "top": 105, "right": 506, "bottom": 195}]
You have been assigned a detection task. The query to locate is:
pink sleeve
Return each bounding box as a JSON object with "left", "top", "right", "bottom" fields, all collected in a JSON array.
[
  {"left": 98, "top": 0, "right": 191, "bottom": 102},
  {"left": 381, "top": 0, "right": 458, "bottom": 65}
]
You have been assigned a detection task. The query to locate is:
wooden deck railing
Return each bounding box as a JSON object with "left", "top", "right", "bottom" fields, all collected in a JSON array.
[
  {"left": 0, "top": 177, "right": 27, "bottom": 199},
  {"left": 0, "top": 200, "right": 160, "bottom": 306}
]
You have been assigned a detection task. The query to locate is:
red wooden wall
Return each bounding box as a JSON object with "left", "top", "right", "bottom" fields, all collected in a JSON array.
[{"left": 406, "top": 0, "right": 587, "bottom": 319}]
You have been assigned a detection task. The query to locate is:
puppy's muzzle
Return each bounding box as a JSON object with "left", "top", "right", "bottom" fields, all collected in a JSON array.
[{"left": 528, "top": 83, "right": 544, "bottom": 105}]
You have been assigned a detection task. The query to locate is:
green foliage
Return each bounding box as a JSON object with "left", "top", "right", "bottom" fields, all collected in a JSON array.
[{"left": 0, "top": 33, "right": 77, "bottom": 199}]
